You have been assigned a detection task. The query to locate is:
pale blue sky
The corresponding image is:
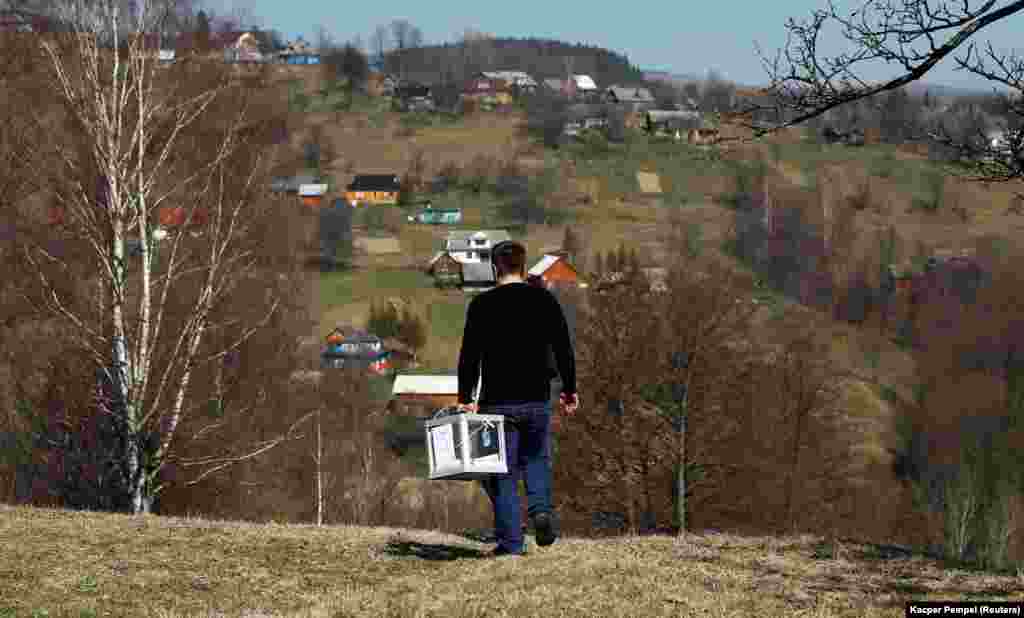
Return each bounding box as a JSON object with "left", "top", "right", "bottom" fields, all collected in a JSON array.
[{"left": 210, "top": 0, "right": 1022, "bottom": 90}]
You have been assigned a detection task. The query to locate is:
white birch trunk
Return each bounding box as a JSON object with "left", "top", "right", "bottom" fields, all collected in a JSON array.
[
  {"left": 26, "top": 0, "right": 290, "bottom": 515},
  {"left": 316, "top": 409, "right": 323, "bottom": 527}
]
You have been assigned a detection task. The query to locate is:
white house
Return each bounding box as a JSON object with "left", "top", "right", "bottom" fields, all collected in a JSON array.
[
  {"left": 444, "top": 230, "right": 511, "bottom": 264},
  {"left": 481, "top": 70, "right": 539, "bottom": 91},
  {"left": 571, "top": 74, "right": 598, "bottom": 93},
  {"left": 988, "top": 129, "right": 1012, "bottom": 153}
]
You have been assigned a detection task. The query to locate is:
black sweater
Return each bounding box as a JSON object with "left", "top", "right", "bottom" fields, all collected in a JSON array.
[{"left": 457, "top": 282, "right": 576, "bottom": 405}]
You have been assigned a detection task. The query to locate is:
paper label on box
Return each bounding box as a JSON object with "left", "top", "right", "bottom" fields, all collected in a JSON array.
[{"left": 431, "top": 424, "right": 457, "bottom": 466}]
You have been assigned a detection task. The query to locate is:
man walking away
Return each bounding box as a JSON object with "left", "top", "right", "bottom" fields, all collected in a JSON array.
[{"left": 456, "top": 240, "right": 580, "bottom": 557}]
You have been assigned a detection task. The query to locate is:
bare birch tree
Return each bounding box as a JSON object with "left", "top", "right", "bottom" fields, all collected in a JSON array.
[{"left": 13, "top": 0, "right": 304, "bottom": 514}]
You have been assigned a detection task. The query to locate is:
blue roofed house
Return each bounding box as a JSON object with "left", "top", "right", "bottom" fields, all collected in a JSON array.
[
  {"left": 278, "top": 39, "right": 320, "bottom": 65},
  {"left": 322, "top": 329, "right": 391, "bottom": 374}
]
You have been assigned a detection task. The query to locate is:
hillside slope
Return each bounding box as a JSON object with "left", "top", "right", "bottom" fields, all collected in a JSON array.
[{"left": 1, "top": 505, "right": 1021, "bottom": 617}]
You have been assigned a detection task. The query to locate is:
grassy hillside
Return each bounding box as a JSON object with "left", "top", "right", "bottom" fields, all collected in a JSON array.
[{"left": 1, "top": 504, "right": 1021, "bottom": 618}]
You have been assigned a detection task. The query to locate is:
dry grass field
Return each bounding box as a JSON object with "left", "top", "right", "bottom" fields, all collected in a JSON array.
[{"left": 2, "top": 504, "right": 1021, "bottom": 618}]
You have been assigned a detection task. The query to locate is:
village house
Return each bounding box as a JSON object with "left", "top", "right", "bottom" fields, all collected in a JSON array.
[
  {"left": 527, "top": 253, "right": 579, "bottom": 289},
  {"left": 271, "top": 173, "right": 319, "bottom": 194},
  {"left": 481, "top": 71, "right": 538, "bottom": 94},
  {"left": 426, "top": 251, "right": 464, "bottom": 288},
  {"left": 345, "top": 174, "right": 401, "bottom": 206},
  {"left": 277, "top": 39, "right": 319, "bottom": 64},
  {"left": 444, "top": 230, "right": 512, "bottom": 263},
  {"left": 462, "top": 74, "right": 514, "bottom": 108},
  {"left": 604, "top": 86, "right": 656, "bottom": 112},
  {"left": 390, "top": 373, "right": 460, "bottom": 410},
  {"left": 171, "top": 30, "right": 269, "bottom": 62},
  {"left": 569, "top": 74, "right": 599, "bottom": 99},
  {"left": 299, "top": 183, "right": 328, "bottom": 208},
  {"left": 157, "top": 204, "right": 209, "bottom": 230},
  {"left": 644, "top": 110, "right": 703, "bottom": 140},
  {"left": 322, "top": 329, "right": 391, "bottom": 374},
  {"left": 222, "top": 31, "right": 265, "bottom": 63},
  {"left": 541, "top": 75, "right": 599, "bottom": 100}
]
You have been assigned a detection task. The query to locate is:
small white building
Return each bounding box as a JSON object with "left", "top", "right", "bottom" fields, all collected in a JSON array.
[
  {"left": 988, "top": 129, "right": 1011, "bottom": 153},
  {"left": 391, "top": 373, "right": 462, "bottom": 408},
  {"left": 444, "top": 230, "right": 511, "bottom": 264},
  {"left": 570, "top": 74, "right": 598, "bottom": 93}
]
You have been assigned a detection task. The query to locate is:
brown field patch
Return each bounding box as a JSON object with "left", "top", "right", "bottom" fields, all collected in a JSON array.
[
  {"left": 636, "top": 171, "right": 663, "bottom": 194},
  {"left": 354, "top": 236, "right": 402, "bottom": 255}
]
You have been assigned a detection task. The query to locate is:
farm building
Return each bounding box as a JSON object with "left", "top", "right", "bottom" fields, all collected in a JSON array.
[
  {"left": 322, "top": 329, "right": 391, "bottom": 374},
  {"left": 426, "top": 251, "right": 463, "bottom": 288},
  {"left": 445, "top": 230, "right": 512, "bottom": 263},
  {"left": 390, "top": 374, "right": 460, "bottom": 409},
  {"left": 345, "top": 175, "right": 401, "bottom": 206},
  {"left": 604, "top": 86, "right": 655, "bottom": 111},
  {"left": 527, "top": 254, "right": 579, "bottom": 289}
]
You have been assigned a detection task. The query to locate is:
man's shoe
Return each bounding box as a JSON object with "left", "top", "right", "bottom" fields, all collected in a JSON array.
[
  {"left": 489, "top": 546, "right": 527, "bottom": 558},
  {"left": 532, "top": 511, "right": 558, "bottom": 547}
]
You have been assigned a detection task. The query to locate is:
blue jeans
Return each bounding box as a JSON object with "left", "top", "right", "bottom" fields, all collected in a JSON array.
[{"left": 478, "top": 401, "right": 553, "bottom": 554}]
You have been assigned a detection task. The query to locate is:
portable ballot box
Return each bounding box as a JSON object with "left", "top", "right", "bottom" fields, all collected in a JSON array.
[{"left": 424, "top": 413, "right": 508, "bottom": 480}]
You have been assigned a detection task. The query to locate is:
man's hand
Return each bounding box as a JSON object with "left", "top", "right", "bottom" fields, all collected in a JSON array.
[
  {"left": 559, "top": 392, "right": 579, "bottom": 416},
  {"left": 455, "top": 402, "right": 479, "bottom": 414}
]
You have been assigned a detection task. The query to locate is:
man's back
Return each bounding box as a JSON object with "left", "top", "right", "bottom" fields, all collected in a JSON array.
[{"left": 457, "top": 282, "right": 576, "bottom": 406}]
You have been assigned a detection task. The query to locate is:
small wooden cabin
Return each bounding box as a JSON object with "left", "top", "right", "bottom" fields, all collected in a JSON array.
[
  {"left": 426, "top": 251, "right": 464, "bottom": 288},
  {"left": 527, "top": 254, "right": 579, "bottom": 288},
  {"left": 345, "top": 174, "right": 401, "bottom": 206}
]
